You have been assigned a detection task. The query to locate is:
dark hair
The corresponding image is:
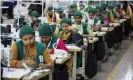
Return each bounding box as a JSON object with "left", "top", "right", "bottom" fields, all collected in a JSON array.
[{"left": 121, "top": 1, "right": 128, "bottom": 11}]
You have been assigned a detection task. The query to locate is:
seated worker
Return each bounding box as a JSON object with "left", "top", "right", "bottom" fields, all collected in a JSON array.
[
  {"left": 79, "top": 3, "right": 88, "bottom": 22},
  {"left": 59, "top": 17, "right": 83, "bottom": 75},
  {"left": 112, "top": 5, "right": 121, "bottom": 20},
  {"left": 72, "top": 10, "right": 94, "bottom": 57},
  {"left": 56, "top": 8, "right": 65, "bottom": 19},
  {"left": 101, "top": 3, "right": 119, "bottom": 23},
  {"left": 29, "top": 10, "right": 41, "bottom": 31},
  {"left": 87, "top": 8, "right": 101, "bottom": 31},
  {"left": 100, "top": 3, "right": 114, "bottom": 23},
  {"left": 106, "top": 4, "right": 115, "bottom": 23},
  {"left": 100, "top": 4, "right": 116, "bottom": 54},
  {"left": 72, "top": 10, "right": 91, "bottom": 35},
  {"left": 87, "top": 8, "right": 106, "bottom": 63},
  {"left": 69, "top": 3, "right": 78, "bottom": 13},
  {"left": 79, "top": 3, "right": 85, "bottom": 11},
  {"left": 38, "top": 23, "right": 68, "bottom": 52},
  {"left": 106, "top": 4, "right": 120, "bottom": 22},
  {"left": 103, "top": 3, "right": 122, "bottom": 53},
  {"left": 39, "top": 23, "right": 69, "bottom": 80},
  {"left": 11, "top": 25, "right": 54, "bottom": 69},
  {"left": 46, "top": 6, "right": 60, "bottom": 24},
  {"left": 67, "top": 3, "right": 78, "bottom": 19},
  {"left": 95, "top": 5, "right": 109, "bottom": 27},
  {"left": 59, "top": 17, "right": 83, "bottom": 45},
  {"left": 114, "top": 3, "right": 124, "bottom": 19},
  {"left": 107, "top": 4, "right": 123, "bottom": 49}
]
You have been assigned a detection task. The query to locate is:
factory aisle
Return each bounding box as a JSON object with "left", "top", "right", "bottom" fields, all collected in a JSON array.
[
  {"left": 86, "top": 39, "right": 133, "bottom": 80},
  {"left": 107, "top": 41, "right": 133, "bottom": 80}
]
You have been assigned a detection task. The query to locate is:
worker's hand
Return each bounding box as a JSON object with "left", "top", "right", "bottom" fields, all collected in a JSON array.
[
  {"left": 23, "top": 60, "right": 37, "bottom": 67},
  {"left": 59, "top": 31, "right": 64, "bottom": 38},
  {"left": 69, "top": 26, "right": 75, "bottom": 31},
  {"left": 92, "top": 26, "right": 97, "bottom": 31},
  {"left": 39, "top": 63, "right": 47, "bottom": 69},
  {"left": 27, "top": 60, "right": 36, "bottom": 65}
]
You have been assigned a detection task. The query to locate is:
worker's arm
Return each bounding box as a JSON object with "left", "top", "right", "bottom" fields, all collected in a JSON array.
[
  {"left": 39, "top": 49, "right": 54, "bottom": 69},
  {"left": 11, "top": 42, "right": 37, "bottom": 68},
  {"left": 11, "top": 42, "right": 24, "bottom": 68}
]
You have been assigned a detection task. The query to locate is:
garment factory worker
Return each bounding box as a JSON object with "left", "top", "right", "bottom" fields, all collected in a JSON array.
[
  {"left": 79, "top": 3, "right": 85, "bottom": 11},
  {"left": 38, "top": 23, "right": 68, "bottom": 52},
  {"left": 29, "top": 10, "right": 41, "bottom": 31},
  {"left": 72, "top": 10, "right": 90, "bottom": 35},
  {"left": 69, "top": 3, "right": 78, "bottom": 13},
  {"left": 59, "top": 17, "right": 83, "bottom": 75},
  {"left": 106, "top": 4, "right": 120, "bottom": 22},
  {"left": 39, "top": 23, "right": 69, "bottom": 79},
  {"left": 95, "top": 5, "right": 109, "bottom": 27},
  {"left": 57, "top": 7, "right": 65, "bottom": 19},
  {"left": 87, "top": 7, "right": 106, "bottom": 61},
  {"left": 11, "top": 25, "right": 54, "bottom": 69},
  {"left": 87, "top": 8, "right": 101, "bottom": 31},
  {"left": 46, "top": 6, "right": 60, "bottom": 24},
  {"left": 114, "top": 3, "right": 124, "bottom": 18}
]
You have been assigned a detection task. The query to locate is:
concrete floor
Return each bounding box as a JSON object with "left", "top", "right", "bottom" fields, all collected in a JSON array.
[
  {"left": 88, "top": 39, "right": 133, "bottom": 80},
  {"left": 110, "top": 41, "right": 133, "bottom": 80}
]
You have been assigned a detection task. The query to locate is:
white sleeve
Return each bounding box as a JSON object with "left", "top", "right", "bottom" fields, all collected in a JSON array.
[{"left": 96, "top": 20, "right": 101, "bottom": 26}]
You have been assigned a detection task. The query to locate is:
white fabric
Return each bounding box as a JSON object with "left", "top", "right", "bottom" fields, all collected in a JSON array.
[
  {"left": 3, "top": 68, "right": 30, "bottom": 79},
  {"left": 54, "top": 49, "right": 68, "bottom": 55},
  {"left": 50, "top": 49, "right": 68, "bottom": 61}
]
